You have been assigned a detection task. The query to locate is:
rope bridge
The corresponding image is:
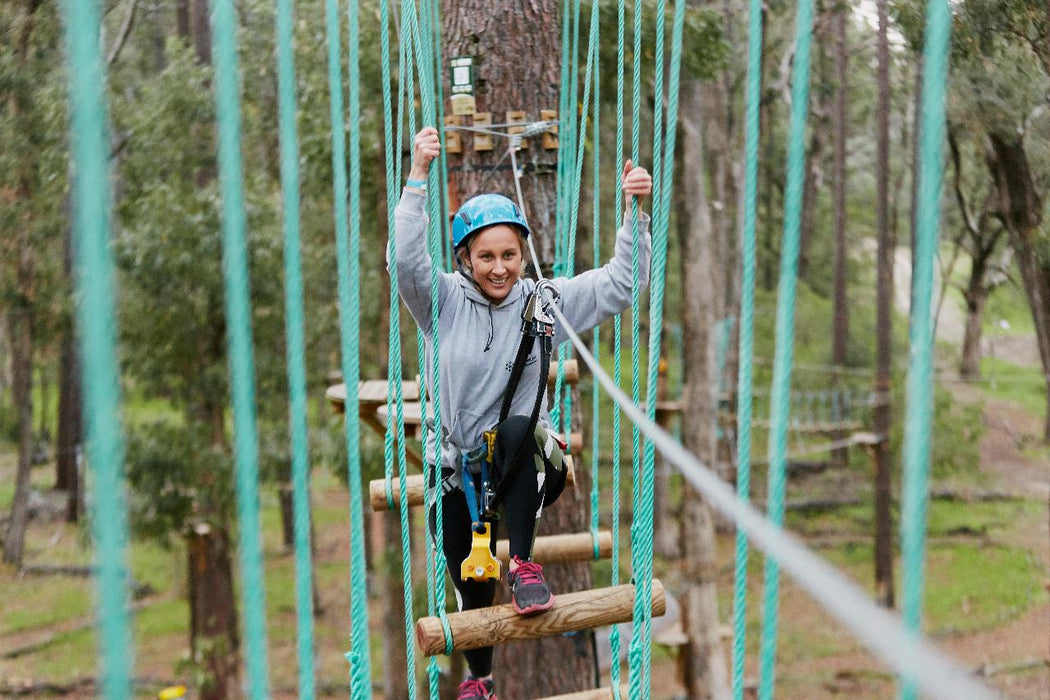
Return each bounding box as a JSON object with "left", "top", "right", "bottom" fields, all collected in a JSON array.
[{"left": 58, "top": 0, "right": 995, "bottom": 698}]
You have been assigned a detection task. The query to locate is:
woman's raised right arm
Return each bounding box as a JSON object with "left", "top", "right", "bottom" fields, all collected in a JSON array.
[{"left": 387, "top": 127, "right": 452, "bottom": 329}]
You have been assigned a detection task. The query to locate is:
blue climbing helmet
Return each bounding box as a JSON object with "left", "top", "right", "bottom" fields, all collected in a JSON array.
[{"left": 451, "top": 193, "right": 531, "bottom": 249}]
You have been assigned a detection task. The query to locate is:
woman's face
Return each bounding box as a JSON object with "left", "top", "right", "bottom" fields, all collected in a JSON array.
[{"left": 466, "top": 224, "right": 523, "bottom": 303}]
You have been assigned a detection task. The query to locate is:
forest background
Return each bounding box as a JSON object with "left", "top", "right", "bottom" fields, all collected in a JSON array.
[{"left": 0, "top": 0, "right": 1048, "bottom": 697}]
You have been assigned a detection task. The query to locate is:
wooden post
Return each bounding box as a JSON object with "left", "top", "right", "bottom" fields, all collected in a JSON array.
[
  {"left": 187, "top": 522, "right": 239, "bottom": 700},
  {"left": 873, "top": 0, "right": 895, "bottom": 609},
  {"left": 416, "top": 580, "right": 666, "bottom": 656}
]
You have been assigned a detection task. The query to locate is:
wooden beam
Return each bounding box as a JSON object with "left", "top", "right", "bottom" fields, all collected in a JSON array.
[
  {"left": 415, "top": 580, "right": 666, "bottom": 656},
  {"left": 495, "top": 530, "right": 612, "bottom": 564},
  {"left": 549, "top": 359, "right": 579, "bottom": 386},
  {"left": 537, "top": 685, "right": 632, "bottom": 699},
  {"left": 370, "top": 455, "right": 576, "bottom": 512}
]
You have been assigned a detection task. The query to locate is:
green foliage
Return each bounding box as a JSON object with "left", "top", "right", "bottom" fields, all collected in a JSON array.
[{"left": 125, "top": 421, "right": 233, "bottom": 543}]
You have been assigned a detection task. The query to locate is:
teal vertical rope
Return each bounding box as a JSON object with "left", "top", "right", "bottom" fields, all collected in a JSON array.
[
  {"left": 732, "top": 0, "right": 763, "bottom": 695},
  {"left": 608, "top": 2, "right": 627, "bottom": 694},
  {"left": 757, "top": 0, "right": 815, "bottom": 697},
  {"left": 626, "top": 0, "right": 644, "bottom": 694},
  {"left": 345, "top": 1, "right": 372, "bottom": 696},
  {"left": 386, "top": 2, "right": 420, "bottom": 695},
  {"left": 637, "top": 0, "right": 684, "bottom": 690},
  {"left": 406, "top": 0, "right": 453, "bottom": 662},
  {"left": 208, "top": 0, "right": 271, "bottom": 694},
  {"left": 589, "top": 44, "right": 603, "bottom": 561},
  {"left": 900, "top": 1, "right": 951, "bottom": 698},
  {"left": 59, "top": 2, "right": 132, "bottom": 696},
  {"left": 323, "top": 0, "right": 371, "bottom": 691},
  {"left": 555, "top": 0, "right": 577, "bottom": 276},
  {"left": 274, "top": 0, "right": 316, "bottom": 693}
]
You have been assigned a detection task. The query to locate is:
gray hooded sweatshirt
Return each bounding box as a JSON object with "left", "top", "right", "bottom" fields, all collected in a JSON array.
[{"left": 390, "top": 188, "right": 651, "bottom": 471}]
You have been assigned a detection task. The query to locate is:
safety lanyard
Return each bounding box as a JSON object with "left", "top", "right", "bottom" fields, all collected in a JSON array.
[{"left": 460, "top": 454, "right": 489, "bottom": 532}]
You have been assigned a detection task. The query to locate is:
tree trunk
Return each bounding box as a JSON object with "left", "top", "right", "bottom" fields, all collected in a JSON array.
[
  {"left": 830, "top": 1, "right": 849, "bottom": 469},
  {"left": 872, "top": 0, "right": 895, "bottom": 609},
  {"left": 676, "top": 73, "right": 730, "bottom": 700},
  {"left": 3, "top": 310, "right": 33, "bottom": 568},
  {"left": 187, "top": 523, "right": 239, "bottom": 700},
  {"left": 654, "top": 360, "right": 679, "bottom": 558},
  {"left": 380, "top": 511, "right": 409, "bottom": 699},
  {"left": 55, "top": 200, "right": 82, "bottom": 519},
  {"left": 986, "top": 132, "right": 1047, "bottom": 438},
  {"left": 959, "top": 257, "right": 989, "bottom": 380},
  {"left": 443, "top": 2, "right": 596, "bottom": 695},
  {"left": 55, "top": 325, "right": 81, "bottom": 519}
]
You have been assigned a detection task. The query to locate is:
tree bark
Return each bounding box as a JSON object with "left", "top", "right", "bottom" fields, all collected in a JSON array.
[
  {"left": 444, "top": 2, "right": 596, "bottom": 695},
  {"left": 187, "top": 524, "right": 239, "bottom": 700},
  {"left": 676, "top": 73, "right": 730, "bottom": 700},
  {"left": 55, "top": 202, "right": 82, "bottom": 520},
  {"left": 959, "top": 255, "right": 989, "bottom": 379},
  {"left": 830, "top": 1, "right": 849, "bottom": 469},
  {"left": 380, "top": 512, "right": 409, "bottom": 699},
  {"left": 3, "top": 310, "right": 33, "bottom": 568},
  {"left": 3, "top": 0, "right": 42, "bottom": 568},
  {"left": 986, "top": 132, "right": 1048, "bottom": 438},
  {"left": 872, "top": 0, "right": 895, "bottom": 609},
  {"left": 654, "top": 360, "right": 679, "bottom": 558}
]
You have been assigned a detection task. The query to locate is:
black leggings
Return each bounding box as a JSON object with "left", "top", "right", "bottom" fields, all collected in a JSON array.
[{"left": 428, "top": 415, "right": 567, "bottom": 678}]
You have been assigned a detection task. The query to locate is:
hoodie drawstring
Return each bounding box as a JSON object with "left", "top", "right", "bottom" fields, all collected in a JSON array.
[{"left": 483, "top": 305, "right": 494, "bottom": 352}]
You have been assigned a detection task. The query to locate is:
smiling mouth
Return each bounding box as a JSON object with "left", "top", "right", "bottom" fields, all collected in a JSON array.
[{"left": 488, "top": 277, "right": 508, "bottom": 286}]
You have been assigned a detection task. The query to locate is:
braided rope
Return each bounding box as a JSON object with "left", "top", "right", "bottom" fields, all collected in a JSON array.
[
  {"left": 901, "top": 1, "right": 952, "bottom": 697},
  {"left": 625, "top": 0, "right": 645, "bottom": 693},
  {"left": 274, "top": 0, "right": 316, "bottom": 692},
  {"left": 345, "top": 2, "right": 373, "bottom": 696},
  {"left": 589, "top": 35, "right": 603, "bottom": 562},
  {"left": 757, "top": 0, "right": 815, "bottom": 696},
  {"left": 608, "top": 1, "right": 627, "bottom": 694},
  {"left": 59, "top": 0, "right": 132, "bottom": 695},
  {"left": 731, "top": 0, "right": 763, "bottom": 695},
  {"left": 378, "top": 0, "right": 418, "bottom": 694},
  {"left": 207, "top": 0, "right": 274, "bottom": 695}
]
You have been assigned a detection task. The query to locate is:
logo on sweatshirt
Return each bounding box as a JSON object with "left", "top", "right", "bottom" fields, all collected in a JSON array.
[{"left": 504, "top": 352, "right": 538, "bottom": 372}]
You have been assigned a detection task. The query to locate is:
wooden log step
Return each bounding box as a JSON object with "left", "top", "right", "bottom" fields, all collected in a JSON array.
[
  {"left": 415, "top": 579, "right": 666, "bottom": 656},
  {"left": 537, "top": 685, "right": 631, "bottom": 699},
  {"left": 495, "top": 530, "right": 612, "bottom": 565},
  {"left": 549, "top": 358, "right": 579, "bottom": 386},
  {"left": 370, "top": 456, "right": 577, "bottom": 511}
]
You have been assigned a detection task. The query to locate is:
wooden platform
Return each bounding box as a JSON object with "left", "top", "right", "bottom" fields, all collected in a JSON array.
[{"left": 415, "top": 579, "right": 665, "bottom": 656}]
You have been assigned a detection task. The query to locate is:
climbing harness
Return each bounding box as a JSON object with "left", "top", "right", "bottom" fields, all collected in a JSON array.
[
  {"left": 455, "top": 276, "right": 559, "bottom": 580},
  {"left": 446, "top": 127, "right": 566, "bottom": 579}
]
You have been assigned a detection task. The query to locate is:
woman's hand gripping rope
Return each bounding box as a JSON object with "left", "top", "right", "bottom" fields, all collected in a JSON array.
[
  {"left": 621, "top": 159, "right": 652, "bottom": 203},
  {"left": 410, "top": 126, "right": 441, "bottom": 182}
]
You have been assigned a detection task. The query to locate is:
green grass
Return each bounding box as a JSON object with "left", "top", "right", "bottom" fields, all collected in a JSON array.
[
  {"left": 983, "top": 280, "right": 1035, "bottom": 336},
  {"left": 976, "top": 357, "right": 1046, "bottom": 417},
  {"left": 823, "top": 540, "right": 1046, "bottom": 634}
]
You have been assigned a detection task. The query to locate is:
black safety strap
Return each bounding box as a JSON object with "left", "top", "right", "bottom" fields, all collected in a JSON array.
[{"left": 486, "top": 315, "right": 553, "bottom": 514}]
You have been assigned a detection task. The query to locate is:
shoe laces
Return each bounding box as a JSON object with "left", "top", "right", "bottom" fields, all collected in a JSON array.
[
  {"left": 511, "top": 557, "right": 545, "bottom": 586},
  {"left": 457, "top": 677, "right": 490, "bottom": 699}
]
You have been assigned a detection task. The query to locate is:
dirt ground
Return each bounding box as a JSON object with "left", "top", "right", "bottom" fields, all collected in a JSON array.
[{"left": 1, "top": 369, "right": 1048, "bottom": 698}]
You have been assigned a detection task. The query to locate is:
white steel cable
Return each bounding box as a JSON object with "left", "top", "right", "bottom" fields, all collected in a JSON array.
[{"left": 547, "top": 300, "right": 999, "bottom": 700}]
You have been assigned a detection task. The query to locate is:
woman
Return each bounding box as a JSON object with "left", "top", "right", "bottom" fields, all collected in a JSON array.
[{"left": 392, "top": 126, "right": 651, "bottom": 700}]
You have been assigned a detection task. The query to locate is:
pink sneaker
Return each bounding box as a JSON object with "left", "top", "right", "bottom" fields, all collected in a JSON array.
[
  {"left": 457, "top": 677, "right": 497, "bottom": 700},
  {"left": 508, "top": 556, "right": 555, "bottom": 615}
]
